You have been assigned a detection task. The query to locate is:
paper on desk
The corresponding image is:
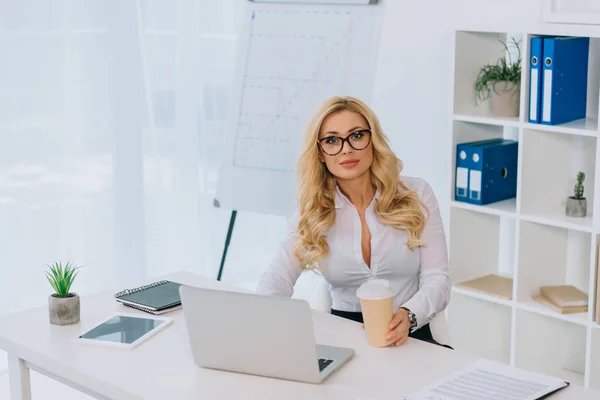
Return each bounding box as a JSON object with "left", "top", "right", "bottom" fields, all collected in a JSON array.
[{"left": 404, "top": 359, "right": 569, "bottom": 400}]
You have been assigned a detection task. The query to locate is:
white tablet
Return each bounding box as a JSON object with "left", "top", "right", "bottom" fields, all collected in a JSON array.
[{"left": 75, "top": 313, "right": 173, "bottom": 349}]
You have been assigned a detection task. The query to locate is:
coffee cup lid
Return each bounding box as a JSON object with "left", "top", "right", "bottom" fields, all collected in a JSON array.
[{"left": 356, "top": 279, "right": 394, "bottom": 300}]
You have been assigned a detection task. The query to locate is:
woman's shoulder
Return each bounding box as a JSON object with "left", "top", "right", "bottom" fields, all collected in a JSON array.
[
  {"left": 398, "top": 175, "right": 438, "bottom": 206},
  {"left": 399, "top": 175, "right": 433, "bottom": 195}
]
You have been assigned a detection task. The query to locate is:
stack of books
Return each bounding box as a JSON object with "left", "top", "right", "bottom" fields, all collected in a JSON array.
[{"left": 533, "top": 285, "right": 588, "bottom": 314}]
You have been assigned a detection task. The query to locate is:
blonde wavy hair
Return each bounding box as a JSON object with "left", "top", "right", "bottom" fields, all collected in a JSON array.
[{"left": 293, "top": 96, "right": 429, "bottom": 269}]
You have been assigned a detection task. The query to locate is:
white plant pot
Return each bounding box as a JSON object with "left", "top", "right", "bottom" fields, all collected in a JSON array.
[
  {"left": 49, "top": 293, "right": 80, "bottom": 326},
  {"left": 488, "top": 80, "right": 520, "bottom": 118}
]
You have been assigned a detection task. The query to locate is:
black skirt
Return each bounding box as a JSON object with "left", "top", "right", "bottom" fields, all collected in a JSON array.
[{"left": 331, "top": 308, "right": 453, "bottom": 350}]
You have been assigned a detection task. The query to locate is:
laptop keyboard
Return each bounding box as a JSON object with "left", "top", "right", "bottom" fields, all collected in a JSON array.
[{"left": 318, "top": 358, "right": 334, "bottom": 372}]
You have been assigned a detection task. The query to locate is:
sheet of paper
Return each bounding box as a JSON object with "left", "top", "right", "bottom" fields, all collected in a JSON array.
[{"left": 405, "top": 359, "right": 568, "bottom": 400}]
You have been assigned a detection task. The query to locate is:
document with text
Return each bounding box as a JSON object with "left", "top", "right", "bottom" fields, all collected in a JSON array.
[{"left": 405, "top": 359, "right": 569, "bottom": 400}]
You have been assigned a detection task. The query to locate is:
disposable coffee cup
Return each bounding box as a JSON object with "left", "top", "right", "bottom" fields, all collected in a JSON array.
[{"left": 356, "top": 279, "right": 394, "bottom": 347}]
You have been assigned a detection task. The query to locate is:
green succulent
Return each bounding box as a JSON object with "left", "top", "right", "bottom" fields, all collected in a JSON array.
[
  {"left": 475, "top": 37, "right": 521, "bottom": 104},
  {"left": 46, "top": 261, "right": 81, "bottom": 297}
]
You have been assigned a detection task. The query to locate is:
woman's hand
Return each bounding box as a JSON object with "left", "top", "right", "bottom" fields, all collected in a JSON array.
[{"left": 386, "top": 308, "right": 410, "bottom": 346}]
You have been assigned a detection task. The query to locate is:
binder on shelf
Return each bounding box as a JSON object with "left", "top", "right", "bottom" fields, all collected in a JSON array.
[
  {"left": 455, "top": 138, "right": 518, "bottom": 205},
  {"left": 528, "top": 36, "right": 544, "bottom": 124},
  {"left": 455, "top": 138, "right": 504, "bottom": 202},
  {"left": 541, "top": 36, "right": 590, "bottom": 126}
]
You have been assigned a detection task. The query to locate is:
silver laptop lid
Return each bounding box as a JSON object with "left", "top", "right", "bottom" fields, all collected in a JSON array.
[{"left": 180, "top": 286, "right": 323, "bottom": 383}]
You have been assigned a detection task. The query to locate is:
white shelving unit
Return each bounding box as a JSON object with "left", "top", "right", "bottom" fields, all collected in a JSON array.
[{"left": 447, "top": 29, "right": 600, "bottom": 389}]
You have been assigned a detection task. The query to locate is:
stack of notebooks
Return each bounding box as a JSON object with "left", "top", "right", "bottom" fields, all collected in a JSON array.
[
  {"left": 114, "top": 280, "right": 183, "bottom": 315},
  {"left": 533, "top": 285, "right": 588, "bottom": 314}
]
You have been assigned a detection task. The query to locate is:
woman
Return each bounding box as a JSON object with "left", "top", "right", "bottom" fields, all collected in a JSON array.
[{"left": 256, "top": 96, "right": 451, "bottom": 348}]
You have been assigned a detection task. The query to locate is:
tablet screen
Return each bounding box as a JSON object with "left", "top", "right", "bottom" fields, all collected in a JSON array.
[{"left": 79, "top": 314, "right": 167, "bottom": 345}]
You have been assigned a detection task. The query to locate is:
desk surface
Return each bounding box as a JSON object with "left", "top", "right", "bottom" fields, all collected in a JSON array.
[{"left": 0, "top": 271, "right": 598, "bottom": 400}]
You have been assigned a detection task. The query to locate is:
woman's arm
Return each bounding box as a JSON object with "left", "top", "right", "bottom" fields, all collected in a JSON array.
[
  {"left": 255, "top": 213, "right": 304, "bottom": 297},
  {"left": 400, "top": 181, "right": 451, "bottom": 330}
]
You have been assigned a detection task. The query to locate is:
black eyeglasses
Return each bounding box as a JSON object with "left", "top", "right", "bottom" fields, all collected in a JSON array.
[{"left": 317, "top": 129, "right": 372, "bottom": 156}]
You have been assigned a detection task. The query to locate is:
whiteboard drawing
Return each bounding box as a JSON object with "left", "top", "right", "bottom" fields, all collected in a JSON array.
[
  {"left": 232, "top": 8, "right": 375, "bottom": 172},
  {"left": 216, "top": 2, "right": 380, "bottom": 216}
]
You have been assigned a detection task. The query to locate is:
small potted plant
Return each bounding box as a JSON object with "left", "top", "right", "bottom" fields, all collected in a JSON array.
[
  {"left": 46, "top": 261, "right": 82, "bottom": 326},
  {"left": 475, "top": 37, "right": 521, "bottom": 118},
  {"left": 566, "top": 172, "right": 587, "bottom": 218}
]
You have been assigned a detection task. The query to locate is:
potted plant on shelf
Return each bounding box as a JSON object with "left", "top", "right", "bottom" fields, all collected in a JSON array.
[
  {"left": 566, "top": 171, "right": 587, "bottom": 218},
  {"left": 475, "top": 37, "right": 521, "bottom": 118},
  {"left": 46, "top": 261, "right": 82, "bottom": 326}
]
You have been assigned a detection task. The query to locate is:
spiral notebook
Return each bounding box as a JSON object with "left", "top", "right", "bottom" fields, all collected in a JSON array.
[{"left": 114, "top": 280, "right": 183, "bottom": 315}]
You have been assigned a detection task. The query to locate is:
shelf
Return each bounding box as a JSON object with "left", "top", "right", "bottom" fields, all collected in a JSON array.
[
  {"left": 452, "top": 115, "right": 599, "bottom": 135},
  {"left": 453, "top": 114, "right": 520, "bottom": 127},
  {"left": 520, "top": 210, "right": 593, "bottom": 233},
  {"left": 451, "top": 285, "right": 513, "bottom": 307},
  {"left": 515, "top": 309, "right": 587, "bottom": 386},
  {"left": 451, "top": 198, "right": 516, "bottom": 218},
  {"left": 523, "top": 35, "right": 600, "bottom": 134},
  {"left": 517, "top": 299, "right": 589, "bottom": 327},
  {"left": 451, "top": 120, "right": 519, "bottom": 210},
  {"left": 520, "top": 128, "right": 596, "bottom": 225},
  {"left": 449, "top": 29, "right": 600, "bottom": 389},
  {"left": 453, "top": 31, "right": 522, "bottom": 120},
  {"left": 447, "top": 291, "right": 512, "bottom": 364},
  {"left": 524, "top": 117, "right": 598, "bottom": 137},
  {"left": 517, "top": 220, "right": 592, "bottom": 308},
  {"left": 449, "top": 207, "right": 516, "bottom": 285}
]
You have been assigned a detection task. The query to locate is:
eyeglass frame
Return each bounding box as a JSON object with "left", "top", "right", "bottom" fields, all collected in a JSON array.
[{"left": 316, "top": 129, "right": 372, "bottom": 156}]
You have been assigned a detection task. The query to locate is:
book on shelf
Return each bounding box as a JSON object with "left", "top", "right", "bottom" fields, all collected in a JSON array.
[
  {"left": 539, "top": 285, "right": 588, "bottom": 308},
  {"left": 455, "top": 274, "right": 513, "bottom": 300},
  {"left": 533, "top": 284, "right": 588, "bottom": 314},
  {"left": 533, "top": 294, "right": 588, "bottom": 315}
]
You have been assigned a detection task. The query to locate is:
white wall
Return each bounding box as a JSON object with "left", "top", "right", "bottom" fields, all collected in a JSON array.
[{"left": 371, "top": 0, "right": 600, "bottom": 226}]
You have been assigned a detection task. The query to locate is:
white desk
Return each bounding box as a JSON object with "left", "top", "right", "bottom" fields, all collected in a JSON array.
[{"left": 0, "top": 271, "right": 598, "bottom": 400}]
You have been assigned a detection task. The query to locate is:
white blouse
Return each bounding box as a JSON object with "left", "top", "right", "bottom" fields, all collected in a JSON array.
[{"left": 255, "top": 176, "right": 451, "bottom": 330}]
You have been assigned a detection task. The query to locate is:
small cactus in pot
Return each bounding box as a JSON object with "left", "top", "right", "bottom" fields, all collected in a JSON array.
[{"left": 566, "top": 172, "right": 587, "bottom": 218}]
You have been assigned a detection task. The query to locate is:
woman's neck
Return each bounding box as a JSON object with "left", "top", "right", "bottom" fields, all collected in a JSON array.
[{"left": 337, "top": 173, "right": 375, "bottom": 212}]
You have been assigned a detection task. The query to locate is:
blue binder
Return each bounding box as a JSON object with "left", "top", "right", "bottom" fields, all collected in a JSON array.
[
  {"left": 528, "top": 36, "right": 544, "bottom": 123},
  {"left": 541, "top": 36, "right": 590, "bottom": 125},
  {"left": 455, "top": 139, "right": 518, "bottom": 205},
  {"left": 455, "top": 138, "right": 504, "bottom": 202}
]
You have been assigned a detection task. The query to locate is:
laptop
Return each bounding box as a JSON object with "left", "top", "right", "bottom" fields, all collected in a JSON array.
[{"left": 179, "top": 285, "right": 355, "bottom": 384}]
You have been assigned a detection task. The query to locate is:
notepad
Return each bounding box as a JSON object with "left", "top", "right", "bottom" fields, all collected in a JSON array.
[
  {"left": 114, "top": 280, "right": 183, "bottom": 315},
  {"left": 404, "top": 359, "right": 569, "bottom": 400}
]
